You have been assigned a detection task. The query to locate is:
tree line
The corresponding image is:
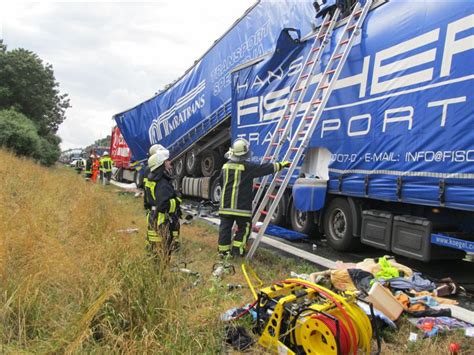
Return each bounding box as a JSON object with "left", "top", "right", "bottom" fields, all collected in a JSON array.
[{"left": 0, "top": 39, "right": 70, "bottom": 166}]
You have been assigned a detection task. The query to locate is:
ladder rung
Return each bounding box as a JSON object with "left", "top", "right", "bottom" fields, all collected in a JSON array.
[
  {"left": 260, "top": 210, "right": 268, "bottom": 216},
  {"left": 304, "top": 116, "right": 313, "bottom": 121},
  {"left": 253, "top": 183, "right": 261, "bottom": 189},
  {"left": 320, "top": 84, "right": 329, "bottom": 89},
  {"left": 289, "top": 101, "right": 298, "bottom": 105},
  {"left": 283, "top": 115, "right": 291, "bottom": 119},
  {"left": 291, "top": 147, "right": 299, "bottom": 152},
  {"left": 312, "top": 99, "right": 322, "bottom": 105},
  {"left": 339, "top": 39, "right": 349, "bottom": 46},
  {"left": 326, "top": 69, "right": 336, "bottom": 75},
  {"left": 300, "top": 74, "right": 309, "bottom": 79},
  {"left": 298, "top": 131, "right": 306, "bottom": 136},
  {"left": 306, "top": 60, "right": 315, "bottom": 66},
  {"left": 354, "top": 10, "right": 363, "bottom": 17},
  {"left": 295, "top": 87, "right": 305, "bottom": 92},
  {"left": 275, "top": 178, "right": 283, "bottom": 183},
  {"left": 347, "top": 24, "right": 357, "bottom": 32},
  {"left": 311, "top": 46, "right": 320, "bottom": 53},
  {"left": 271, "top": 143, "right": 278, "bottom": 146},
  {"left": 277, "top": 128, "right": 285, "bottom": 132},
  {"left": 333, "top": 53, "right": 343, "bottom": 60},
  {"left": 268, "top": 194, "right": 277, "bottom": 199},
  {"left": 263, "top": 156, "right": 272, "bottom": 160}
]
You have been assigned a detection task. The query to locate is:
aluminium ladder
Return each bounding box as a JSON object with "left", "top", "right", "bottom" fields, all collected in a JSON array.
[
  {"left": 247, "top": 0, "right": 373, "bottom": 260},
  {"left": 251, "top": 10, "right": 340, "bottom": 212}
]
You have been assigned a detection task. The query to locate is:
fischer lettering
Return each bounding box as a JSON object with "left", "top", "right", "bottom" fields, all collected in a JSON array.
[{"left": 236, "top": 14, "right": 473, "bottom": 139}]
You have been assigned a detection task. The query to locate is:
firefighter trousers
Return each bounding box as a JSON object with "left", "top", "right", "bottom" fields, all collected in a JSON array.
[{"left": 218, "top": 215, "right": 251, "bottom": 256}]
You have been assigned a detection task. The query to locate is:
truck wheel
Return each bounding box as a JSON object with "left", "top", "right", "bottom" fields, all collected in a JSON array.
[
  {"left": 290, "top": 202, "right": 318, "bottom": 236},
  {"left": 171, "top": 177, "right": 182, "bottom": 193},
  {"left": 174, "top": 156, "right": 186, "bottom": 178},
  {"left": 185, "top": 150, "right": 201, "bottom": 177},
  {"left": 200, "top": 149, "right": 222, "bottom": 177},
  {"left": 134, "top": 170, "right": 144, "bottom": 188},
  {"left": 323, "top": 197, "right": 360, "bottom": 251},
  {"left": 267, "top": 191, "right": 288, "bottom": 226},
  {"left": 210, "top": 178, "right": 222, "bottom": 203}
]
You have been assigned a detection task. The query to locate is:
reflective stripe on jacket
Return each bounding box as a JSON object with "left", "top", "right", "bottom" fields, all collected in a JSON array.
[
  {"left": 144, "top": 165, "right": 180, "bottom": 226},
  {"left": 218, "top": 160, "right": 281, "bottom": 217},
  {"left": 100, "top": 157, "right": 113, "bottom": 172}
]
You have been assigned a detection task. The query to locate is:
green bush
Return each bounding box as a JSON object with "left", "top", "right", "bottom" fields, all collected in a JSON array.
[
  {"left": 0, "top": 109, "right": 61, "bottom": 165},
  {"left": 0, "top": 109, "right": 41, "bottom": 156}
]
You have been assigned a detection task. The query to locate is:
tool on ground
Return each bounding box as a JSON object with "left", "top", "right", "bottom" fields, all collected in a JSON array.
[
  {"left": 247, "top": 0, "right": 373, "bottom": 260},
  {"left": 171, "top": 262, "right": 201, "bottom": 287},
  {"left": 212, "top": 262, "right": 236, "bottom": 279},
  {"left": 253, "top": 278, "right": 377, "bottom": 354}
]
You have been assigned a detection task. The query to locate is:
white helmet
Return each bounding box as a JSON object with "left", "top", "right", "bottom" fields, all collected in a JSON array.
[
  {"left": 227, "top": 138, "right": 250, "bottom": 158},
  {"left": 149, "top": 144, "right": 166, "bottom": 156},
  {"left": 90, "top": 154, "right": 94, "bottom": 158},
  {"left": 102, "top": 151, "right": 109, "bottom": 156},
  {"left": 148, "top": 149, "right": 170, "bottom": 172}
]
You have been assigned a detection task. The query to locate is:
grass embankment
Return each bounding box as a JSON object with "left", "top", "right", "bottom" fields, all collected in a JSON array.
[
  {"left": 0, "top": 150, "right": 313, "bottom": 353},
  {"left": 0, "top": 149, "right": 472, "bottom": 354}
]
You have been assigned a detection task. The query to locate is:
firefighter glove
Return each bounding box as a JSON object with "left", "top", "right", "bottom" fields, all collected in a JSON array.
[{"left": 279, "top": 161, "right": 291, "bottom": 169}]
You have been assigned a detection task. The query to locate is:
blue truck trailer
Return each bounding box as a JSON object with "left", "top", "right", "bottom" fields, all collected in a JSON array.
[
  {"left": 232, "top": 0, "right": 474, "bottom": 261},
  {"left": 115, "top": 0, "right": 474, "bottom": 261},
  {"left": 113, "top": 0, "right": 317, "bottom": 195}
]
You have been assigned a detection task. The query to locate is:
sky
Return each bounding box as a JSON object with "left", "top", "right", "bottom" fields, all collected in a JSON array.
[{"left": 1, "top": 0, "right": 255, "bottom": 150}]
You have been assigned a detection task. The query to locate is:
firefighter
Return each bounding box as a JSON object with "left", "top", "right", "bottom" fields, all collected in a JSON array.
[
  {"left": 100, "top": 151, "right": 113, "bottom": 185},
  {"left": 74, "top": 158, "right": 85, "bottom": 174},
  {"left": 218, "top": 138, "right": 290, "bottom": 258},
  {"left": 143, "top": 144, "right": 167, "bottom": 248},
  {"left": 84, "top": 154, "right": 93, "bottom": 179},
  {"left": 145, "top": 148, "right": 181, "bottom": 259}
]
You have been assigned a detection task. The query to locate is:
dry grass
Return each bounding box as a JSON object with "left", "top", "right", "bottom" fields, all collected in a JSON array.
[
  {"left": 1, "top": 149, "right": 472, "bottom": 354},
  {"left": 0, "top": 150, "right": 311, "bottom": 353}
]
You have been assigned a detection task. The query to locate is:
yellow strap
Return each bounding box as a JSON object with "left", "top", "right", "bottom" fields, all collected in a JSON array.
[{"left": 242, "top": 263, "right": 263, "bottom": 300}]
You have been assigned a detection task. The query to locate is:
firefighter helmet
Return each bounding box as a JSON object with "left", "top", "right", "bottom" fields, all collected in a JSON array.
[
  {"left": 148, "top": 149, "right": 170, "bottom": 171},
  {"left": 229, "top": 138, "right": 250, "bottom": 157},
  {"left": 149, "top": 144, "right": 166, "bottom": 156}
]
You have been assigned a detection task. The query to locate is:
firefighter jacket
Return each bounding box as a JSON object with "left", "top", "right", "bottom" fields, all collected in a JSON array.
[
  {"left": 218, "top": 160, "right": 284, "bottom": 217},
  {"left": 100, "top": 156, "right": 113, "bottom": 172},
  {"left": 85, "top": 158, "right": 93, "bottom": 174},
  {"left": 142, "top": 165, "right": 151, "bottom": 210},
  {"left": 144, "top": 165, "right": 181, "bottom": 226}
]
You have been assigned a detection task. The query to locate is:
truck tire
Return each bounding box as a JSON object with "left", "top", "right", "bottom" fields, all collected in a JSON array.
[
  {"left": 134, "top": 170, "right": 144, "bottom": 188},
  {"left": 290, "top": 201, "right": 318, "bottom": 237},
  {"left": 323, "top": 197, "right": 360, "bottom": 251},
  {"left": 174, "top": 156, "right": 186, "bottom": 178},
  {"left": 267, "top": 190, "right": 288, "bottom": 226},
  {"left": 210, "top": 177, "right": 222, "bottom": 203},
  {"left": 185, "top": 150, "right": 201, "bottom": 177},
  {"left": 171, "top": 177, "right": 182, "bottom": 193},
  {"left": 200, "top": 149, "right": 222, "bottom": 177}
]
